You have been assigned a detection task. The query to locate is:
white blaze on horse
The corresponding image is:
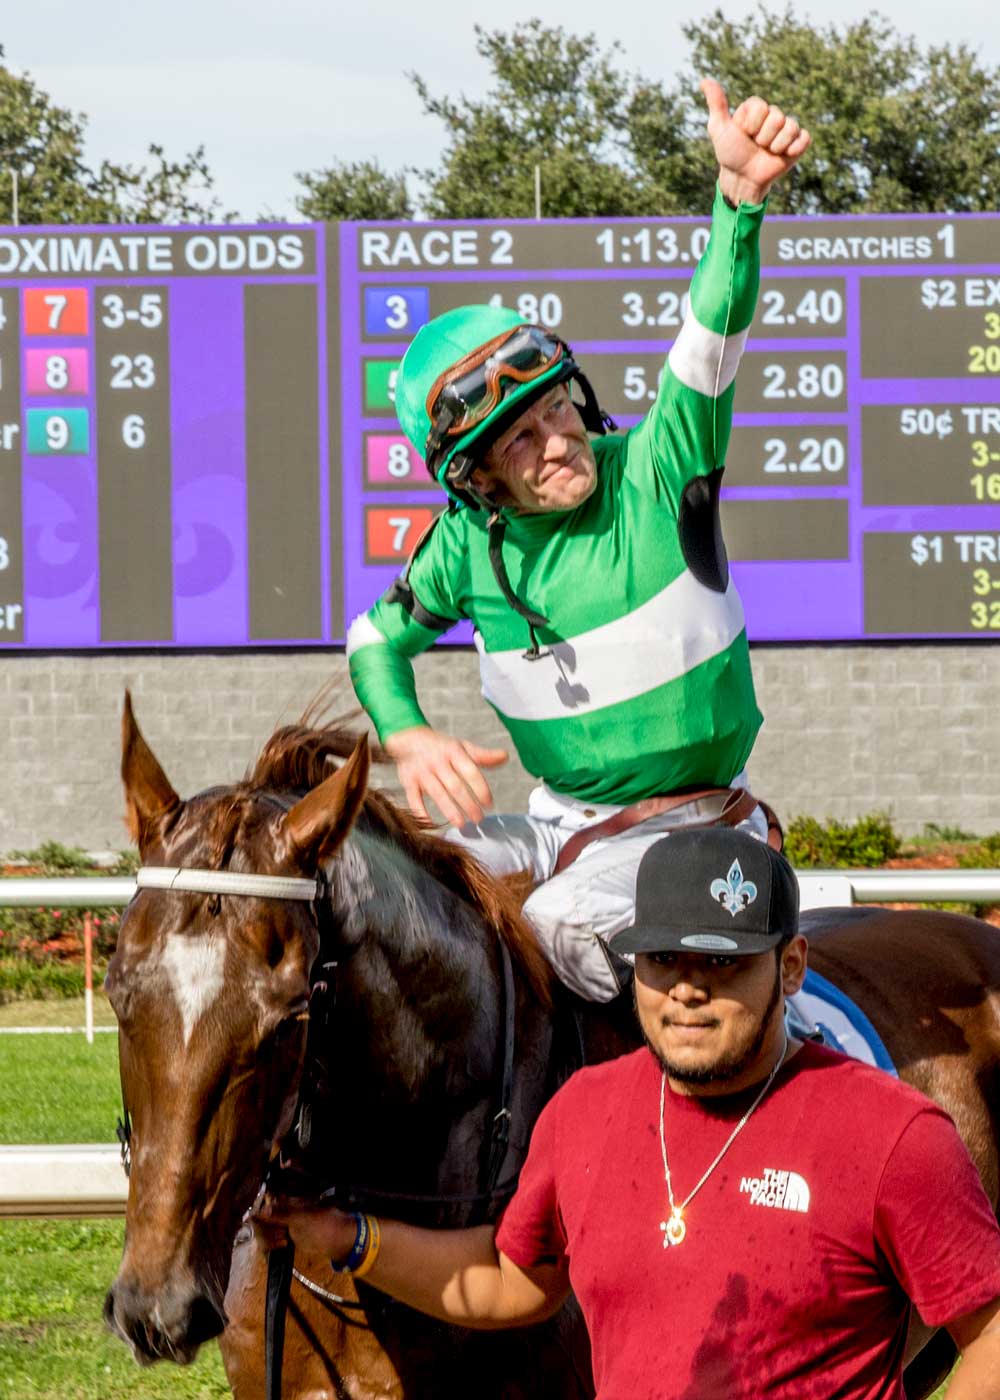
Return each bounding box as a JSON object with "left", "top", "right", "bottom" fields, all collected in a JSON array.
[{"left": 105, "top": 694, "right": 1000, "bottom": 1399}]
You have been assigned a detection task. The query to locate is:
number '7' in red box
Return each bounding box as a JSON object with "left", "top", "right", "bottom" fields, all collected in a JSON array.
[
  {"left": 23, "top": 288, "right": 90, "bottom": 336},
  {"left": 365, "top": 508, "right": 438, "bottom": 563}
]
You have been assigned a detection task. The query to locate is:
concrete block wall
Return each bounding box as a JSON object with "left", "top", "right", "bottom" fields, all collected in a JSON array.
[
  {"left": 2, "top": 644, "right": 999, "bottom": 852},
  {"left": 749, "top": 646, "right": 1000, "bottom": 834}
]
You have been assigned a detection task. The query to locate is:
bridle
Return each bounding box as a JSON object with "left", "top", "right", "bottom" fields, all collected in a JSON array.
[
  {"left": 120, "top": 862, "right": 520, "bottom": 1400},
  {"left": 134, "top": 865, "right": 323, "bottom": 900},
  {"left": 127, "top": 864, "right": 519, "bottom": 1207}
]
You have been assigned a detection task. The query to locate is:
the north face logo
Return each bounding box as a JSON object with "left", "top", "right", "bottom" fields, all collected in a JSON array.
[{"left": 739, "top": 1168, "right": 810, "bottom": 1213}]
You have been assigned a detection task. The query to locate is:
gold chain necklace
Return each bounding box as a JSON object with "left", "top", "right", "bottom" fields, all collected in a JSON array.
[{"left": 658, "top": 1035, "right": 788, "bottom": 1248}]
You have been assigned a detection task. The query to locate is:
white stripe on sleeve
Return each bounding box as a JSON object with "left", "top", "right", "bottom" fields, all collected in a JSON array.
[
  {"left": 668, "top": 308, "right": 750, "bottom": 399},
  {"left": 346, "top": 614, "right": 389, "bottom": 659}
]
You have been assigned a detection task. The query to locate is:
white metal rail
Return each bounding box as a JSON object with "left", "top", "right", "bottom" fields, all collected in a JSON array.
[
  {"left": 1, "top": 879, "right": 135, "bottom": 1219},
  {"left": 2, "top": 869, "right": 999, "bottom": 1220},
  {"left": 0, "top": 1145, "right": 126, "bottom": 1218},
  {"left": 4, "top": 870, "right": 1000, "bottom": 909},
  {"left": 0, "top": 877, "right": 138, "bottom": 907}
]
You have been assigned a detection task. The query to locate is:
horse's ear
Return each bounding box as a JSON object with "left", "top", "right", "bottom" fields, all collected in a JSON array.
[
  {"left": 121, "top": 689, "right": 181, "bottom": 848},
  {"left": 281, "top": 735, "right": 370, "bottom": 868}
]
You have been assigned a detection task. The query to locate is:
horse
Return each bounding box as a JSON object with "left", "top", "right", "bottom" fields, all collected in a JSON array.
[
  {"left": 105, "top": 693, "right": 601, "bottom": 1397},
  {"left": 104, "top": 695, "right": 1000, "bottom": 1399}
]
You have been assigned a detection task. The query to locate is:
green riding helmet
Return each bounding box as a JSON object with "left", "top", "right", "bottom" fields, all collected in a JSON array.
[{"left": 394, "top": 304, "right": 614, "bottom": 510}]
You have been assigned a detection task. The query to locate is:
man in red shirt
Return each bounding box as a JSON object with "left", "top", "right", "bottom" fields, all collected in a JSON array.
[{"left": 256, "top": 829, "right": 1000, "bottom": 1398}]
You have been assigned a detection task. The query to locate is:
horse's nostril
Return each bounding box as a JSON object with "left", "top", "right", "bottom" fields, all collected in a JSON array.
[{"left": 103, "top": 1279, "right": 223, "bottom": 1361}]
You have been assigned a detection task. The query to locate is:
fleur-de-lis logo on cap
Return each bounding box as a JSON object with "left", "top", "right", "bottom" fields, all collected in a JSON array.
[{"left": 710, "top": 859, "right": 758, "bottom": 917}]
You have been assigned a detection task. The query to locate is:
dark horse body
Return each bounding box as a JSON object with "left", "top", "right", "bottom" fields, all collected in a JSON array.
[{"left": 106, "top": 700, "right": 1000, "bottom": 1398}]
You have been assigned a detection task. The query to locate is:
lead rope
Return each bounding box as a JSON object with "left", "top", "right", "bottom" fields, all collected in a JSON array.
[
  {"left": 265, "top": 1243, "right": 294, "bottom": 1400},
  {"left": 481, "top": 937, "right": 517, "bottom": 1216},
  {"left": 264, "top": 882, "right": 333, "bottom": 1400}
]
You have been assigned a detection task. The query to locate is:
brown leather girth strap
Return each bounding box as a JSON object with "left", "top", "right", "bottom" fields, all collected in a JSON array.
[{"left": 552, "top": 788, "right": 783, "bottom": 878}]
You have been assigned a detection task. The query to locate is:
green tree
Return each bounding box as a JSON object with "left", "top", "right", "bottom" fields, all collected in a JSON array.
[
  {"left": 294, "top": 158, "right": 413, "bottom": 221},
  {"left": 410, "top": 21, "right": 659, "bottom": 219},
  {"left": 405, "top": 11, "right": 1000, "bottom": 218},
  {"left": 0, "top": 47, "right": 229, "bottom": 224},
  {"left": 634, "top": 7, "right": 1000, "bottom": 214},
  {"left": 101, "top": 144, "right": 232, "bottom": 224}
]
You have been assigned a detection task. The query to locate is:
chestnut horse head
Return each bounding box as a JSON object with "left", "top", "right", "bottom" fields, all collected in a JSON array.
[{"left": 104, "top": 693, "right": 554, "bottom": 1370}]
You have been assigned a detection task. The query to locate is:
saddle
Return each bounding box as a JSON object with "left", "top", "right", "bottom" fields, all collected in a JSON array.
[{"left": 552, "top": 786, "right": 783, "bottom": 876}]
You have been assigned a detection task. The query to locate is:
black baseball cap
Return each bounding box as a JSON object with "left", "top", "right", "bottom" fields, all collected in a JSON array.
[{"left": 615, "top": 828, "right": 799, "bottom": 957}]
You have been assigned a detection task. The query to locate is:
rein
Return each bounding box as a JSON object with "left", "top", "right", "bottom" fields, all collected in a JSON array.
[
  {"left": 276, "top": 936, "right": 517, "bottom": 1218},
  {"left": 126, "top": 861, "right": 521, "bottom": 1400}
]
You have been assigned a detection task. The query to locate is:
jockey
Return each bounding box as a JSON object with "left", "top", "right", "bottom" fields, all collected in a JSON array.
[{"left": 347, "top": 80, "right": 811, "bottom": 1001}]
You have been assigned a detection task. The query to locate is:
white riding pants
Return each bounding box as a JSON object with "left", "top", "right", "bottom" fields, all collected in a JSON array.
[{"left": 447, "top": 777, "right": 768, "bottom": 1001}]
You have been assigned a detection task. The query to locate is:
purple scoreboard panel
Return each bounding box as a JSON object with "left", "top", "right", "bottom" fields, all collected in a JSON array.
[
  {"left": 3, "top": 212, "right": 1000, "bottom": 647},
  {"left": 0, "top": 225, "right": 333, "bottom": 647}
]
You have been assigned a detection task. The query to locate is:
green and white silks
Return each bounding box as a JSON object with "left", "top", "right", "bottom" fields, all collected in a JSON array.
[{"left": 348, "top": 186, "right": 765, "bottom": 806}]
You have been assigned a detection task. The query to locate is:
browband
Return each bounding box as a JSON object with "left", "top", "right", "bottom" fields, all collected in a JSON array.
[{"left": 135, "top": 867, "right": 321, "bottom": 901}]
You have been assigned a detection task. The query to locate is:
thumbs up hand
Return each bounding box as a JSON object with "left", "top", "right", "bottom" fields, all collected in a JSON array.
[{"left": 700, "top": 78, "right": 811, "bottom": 207}]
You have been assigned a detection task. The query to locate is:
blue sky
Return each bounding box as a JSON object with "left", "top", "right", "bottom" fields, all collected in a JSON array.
[{"left": 3, "top": 0, "right": 997, "bottom": 221}]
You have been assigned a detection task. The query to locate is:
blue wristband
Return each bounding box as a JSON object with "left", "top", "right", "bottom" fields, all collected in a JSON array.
[{"left": 331, "top": 1212, "right": 368, "bottom": 1274}]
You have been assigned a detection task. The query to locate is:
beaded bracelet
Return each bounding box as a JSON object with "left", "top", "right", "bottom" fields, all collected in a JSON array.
[{"left": 332, "top": 1211, "right": 381, "bottom": 1278}]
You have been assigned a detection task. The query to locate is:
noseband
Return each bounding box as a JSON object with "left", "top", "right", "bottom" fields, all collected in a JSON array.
[
  {"left": 123, "top": 862, "right": 519, "bottom": 1399},
  {"left": 135, "top": 866, "right": 323, "bottom": 900}
]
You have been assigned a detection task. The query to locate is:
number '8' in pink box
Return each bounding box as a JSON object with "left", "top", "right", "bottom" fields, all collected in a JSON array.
[
  {"left": 25, "top": 348, "right": 90, "bottom": 396},
  {"left": 366, "top": 434, "right": 422, "bottom": 484}
]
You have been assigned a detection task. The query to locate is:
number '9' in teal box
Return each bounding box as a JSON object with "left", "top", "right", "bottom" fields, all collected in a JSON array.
[{"left": 26, "top": 408, "right": 90, "bottom": 455}]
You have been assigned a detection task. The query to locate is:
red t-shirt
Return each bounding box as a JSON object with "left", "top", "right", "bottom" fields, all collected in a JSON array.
[{"left": 496, "top": 1043, "right": 1000, "bottom": 1400}]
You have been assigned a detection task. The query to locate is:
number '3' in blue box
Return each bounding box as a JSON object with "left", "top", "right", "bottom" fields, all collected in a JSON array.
[
  {"left": 27, "top": 407, "right": 90, "bottom": 455},
  {"left": 364, "top": 288, "right": 429, "bottom": 338}
]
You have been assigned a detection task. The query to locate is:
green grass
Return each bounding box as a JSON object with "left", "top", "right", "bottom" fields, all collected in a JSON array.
[
  {"left": 0, "top": 1031, "right": 121, "bottom": 1144},
  {"left": 0, "top": 994, "right": 116, "bottom": 1029},
  {"left": 0, "top": 1030, "right": 230, "bottom": 1396},
  {"left": 0, "top": 1220, "right": 230, "bottom": 1397}
]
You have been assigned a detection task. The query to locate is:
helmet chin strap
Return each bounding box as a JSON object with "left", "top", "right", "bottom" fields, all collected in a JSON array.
[
  {"left": 571, "top": 368, "right": 617, "bottom": 437},
  {"left": 486, "top": 511, "right": 551, "bottom": 661},
  {"left": 441, "top": 450, "right": 492, "bottom": 511}
]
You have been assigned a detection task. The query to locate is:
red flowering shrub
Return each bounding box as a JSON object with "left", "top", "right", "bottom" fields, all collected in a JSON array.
[{"left": 1, "top": 843, "right": 137, "bottom": 964}]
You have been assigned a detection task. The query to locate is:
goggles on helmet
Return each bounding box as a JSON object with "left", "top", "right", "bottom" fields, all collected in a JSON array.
[{"left": 424, "top": 324, "right": 567, "bottom": 466}]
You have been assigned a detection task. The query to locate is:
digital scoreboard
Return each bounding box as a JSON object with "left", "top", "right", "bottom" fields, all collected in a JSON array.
[{"left": 1, "top": 211, "right": 999, "bottom": 647}]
